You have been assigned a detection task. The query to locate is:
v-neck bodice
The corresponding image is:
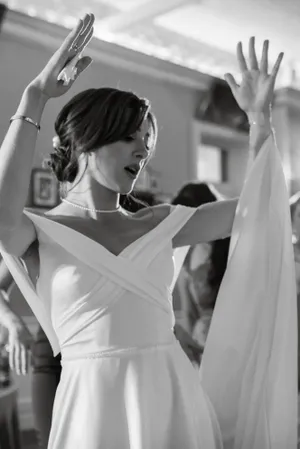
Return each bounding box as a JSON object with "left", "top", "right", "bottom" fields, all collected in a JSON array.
[
  {"left": 40, "top": 207, "right": 178, "bottom": 259},
  {"left": 1, "top": 205, "right": 195, "bottom": 358}
]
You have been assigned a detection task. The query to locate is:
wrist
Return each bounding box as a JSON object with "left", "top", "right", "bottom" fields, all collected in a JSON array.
[
  {"left": 14, "top": 85, "right": 48, "bottom": 126},
  {"left": 247, "top": 110, "right": 272, "bottom": 127},
  {"left": 25, "top": 83, "right": 49, "bottom": 104},
  {"left": 19, "top": 84, "right": 48, "bottom": 114}
]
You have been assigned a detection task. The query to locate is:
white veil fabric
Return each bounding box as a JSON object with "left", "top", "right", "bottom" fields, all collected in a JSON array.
[
  {"left": 198, "top": 135, "right": 298, "bottom": 448},
  {"left": 171, "top": 246, "right": 190, "bottom": 292}
]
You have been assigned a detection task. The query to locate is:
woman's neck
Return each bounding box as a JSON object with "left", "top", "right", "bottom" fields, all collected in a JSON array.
[{"left": 62, "top": 175, "right": 121, "bottom": 217}]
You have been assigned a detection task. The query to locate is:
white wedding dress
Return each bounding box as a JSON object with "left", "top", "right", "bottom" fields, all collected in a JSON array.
[{"left": 1, "top": 135, "right": 297, "bottom": 448}]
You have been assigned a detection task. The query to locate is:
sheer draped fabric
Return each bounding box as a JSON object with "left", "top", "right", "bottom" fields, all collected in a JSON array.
[{"left": 200, "top": 136, "right": 298, "bottom": 448}]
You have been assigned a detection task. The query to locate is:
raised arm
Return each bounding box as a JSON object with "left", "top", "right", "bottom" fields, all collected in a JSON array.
[
  {"left": 0, "top": 14, "right": 94, "bottom": 256},
  {"left": 174, "top": 37, "right": 283, "bottom": 247}
]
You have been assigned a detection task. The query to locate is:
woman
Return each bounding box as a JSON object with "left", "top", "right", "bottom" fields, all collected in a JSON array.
[
  {"left": 0, "top": 190, "right": 199, "bottom": 449},
  {"left": 0, "top": 13, "right": 284, "bottom": 448},
  {"left": 172, "top": 183, "right": 230, "bottom": 364}
]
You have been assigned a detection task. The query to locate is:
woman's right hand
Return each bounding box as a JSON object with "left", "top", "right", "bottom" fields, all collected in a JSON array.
[
  {"left": 6, "top": 318, "right": 34, "bottom": 375},
  {"left": 29, "top": 13, "right": 95, "bottom": 100}
]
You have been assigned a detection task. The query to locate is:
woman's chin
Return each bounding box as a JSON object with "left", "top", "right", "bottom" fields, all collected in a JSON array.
[
  {"left": 98, "top": 178, "right": 135, "bottom": 195},
  {"left": 119, "top": 183, "right": 135, "bottom": 195},
  {"left": 118, "top": 175, "right": 137, "bottom": 194}
]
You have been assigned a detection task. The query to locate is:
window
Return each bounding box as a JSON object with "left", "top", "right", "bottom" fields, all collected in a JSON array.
[{"left": 196, "top": 144, "right": 228, "bottom": 183}]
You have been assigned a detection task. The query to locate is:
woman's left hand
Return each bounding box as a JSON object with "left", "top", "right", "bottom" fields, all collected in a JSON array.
[{"left": 224, "top": 37, "right": 284, "bottom": 117}]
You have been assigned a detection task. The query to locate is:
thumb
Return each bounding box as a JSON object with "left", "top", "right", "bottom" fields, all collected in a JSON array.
[
  {"left": 224, "top": 73, "right": 239, "bottom": 97},
  {"left": 75, "top": 56, "right": 93, "bottom": 76}
]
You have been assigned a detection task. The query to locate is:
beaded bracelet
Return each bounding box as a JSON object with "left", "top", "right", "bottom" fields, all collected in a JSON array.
[{"left": 10, "top": 114, "right": 40, "bottom": 132}]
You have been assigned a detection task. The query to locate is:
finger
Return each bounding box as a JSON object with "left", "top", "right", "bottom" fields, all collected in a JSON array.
[
  {"left": 77, "top": 27, "right": 94, "bottom": 54},
  {"left": 47, "top": 17, "right": 84, "bottom": 69},
  {"left": 8, "top": 345, "right": 14, "bottom": 371},
  {"left": 260, "top": 40, "right": 269, "bottom": 73},
  {"left": 69, "top": 13, "right": 94, "bottom": 44},
  {"left": 270, "top": 51, "right": 284, "bottom": 81},
  {"left": 75, "top": 56, "right": 93, "bottom": 76},
  {"left": 14, "top": 345, "right": 21, "bottom": 375},
  {"left": 249, "top": 36, "right": 259, "bottom": 70},
  {"left": 27, "top": 350, "right": 32, "bottom": 374},
  {"left": 70, "top": 14, "right": 95, "bottom": 54},
  {"left": 60, "top": 16, "right": 86, "bottom": 53},
  {"left": 79, "top": 13, "right": 95, "bottom": 37},
  {"left": 237, "top": 42, "right": 248, "bottom": 73},
  {"left": 57, "top": 13, "right": 94, "bottom": 65},
  {"left": 20, "top": 346, "right": 27, "bottom": 375},
  {"left": 224, "top": 73, "right": 239, "bottom": 97}
]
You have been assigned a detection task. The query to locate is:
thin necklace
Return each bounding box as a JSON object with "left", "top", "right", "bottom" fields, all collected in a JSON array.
[{"left": 61, "top": 198, "right": 121, "bottom": 213}]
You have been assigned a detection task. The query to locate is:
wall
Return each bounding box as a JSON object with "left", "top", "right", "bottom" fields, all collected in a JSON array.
[
  {"left": 0, "top": 34, "right": 196, "bottom": 197},
  {"left": 273, "top": 88, "right": 300, "bottom": 195},
  {"left": 190, "top": 120, "right": 249, "bottom": 198}
]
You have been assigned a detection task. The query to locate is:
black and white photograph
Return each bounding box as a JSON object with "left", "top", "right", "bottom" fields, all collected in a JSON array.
[{"left": 0, "top": 2, "right": 299, "bottom": 449}]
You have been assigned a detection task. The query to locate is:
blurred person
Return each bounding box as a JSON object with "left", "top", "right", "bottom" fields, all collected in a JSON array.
[
  {"left": 0, "top": 12, "right": 290, "bottom": 449},
  {"left": 172, "top": 183, "right": 230, "bottom": 365},
  {"left": 0, "top": 259, "right": 61, "bottom": 449}
]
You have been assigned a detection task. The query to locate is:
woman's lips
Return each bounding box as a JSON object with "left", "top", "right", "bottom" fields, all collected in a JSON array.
[{"left": 124, "top": 165, "right": 140, "bottom": 179}]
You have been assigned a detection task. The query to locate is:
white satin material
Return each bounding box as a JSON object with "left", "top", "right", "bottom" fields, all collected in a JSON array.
[{"left": 1, "top": 205, "right": 222, "bottom": 449}]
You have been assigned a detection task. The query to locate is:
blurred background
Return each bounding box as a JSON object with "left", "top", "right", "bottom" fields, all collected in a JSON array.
[{"left": 0, "top": 1, "right": 300, "bottom": 447}]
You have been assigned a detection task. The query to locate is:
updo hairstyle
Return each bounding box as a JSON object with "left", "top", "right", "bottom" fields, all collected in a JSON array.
[{"left": 47, "top": 87, "right": 157, "bottom": 183}]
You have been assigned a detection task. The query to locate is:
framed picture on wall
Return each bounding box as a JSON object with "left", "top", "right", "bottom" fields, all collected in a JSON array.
[{"left": 30, "top": 168, "right": 59, "bottom": 208}]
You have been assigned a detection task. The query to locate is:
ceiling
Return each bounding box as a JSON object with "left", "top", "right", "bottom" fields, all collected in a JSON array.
[{"left": 5, "top": 0, "right": 300, "bottom": 87}]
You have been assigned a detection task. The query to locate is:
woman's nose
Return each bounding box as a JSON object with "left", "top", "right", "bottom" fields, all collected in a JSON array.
[{"left": 135, "top": 140, "right": 149, "bottom": 159}]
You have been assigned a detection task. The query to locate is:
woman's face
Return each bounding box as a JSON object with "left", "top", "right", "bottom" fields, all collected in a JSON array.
[
  {"left": 87, "top": 118, "right": 152, "bottom": 194},
  {"left": 293, "top": 203, "right": 300, "bottom": 237}
]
